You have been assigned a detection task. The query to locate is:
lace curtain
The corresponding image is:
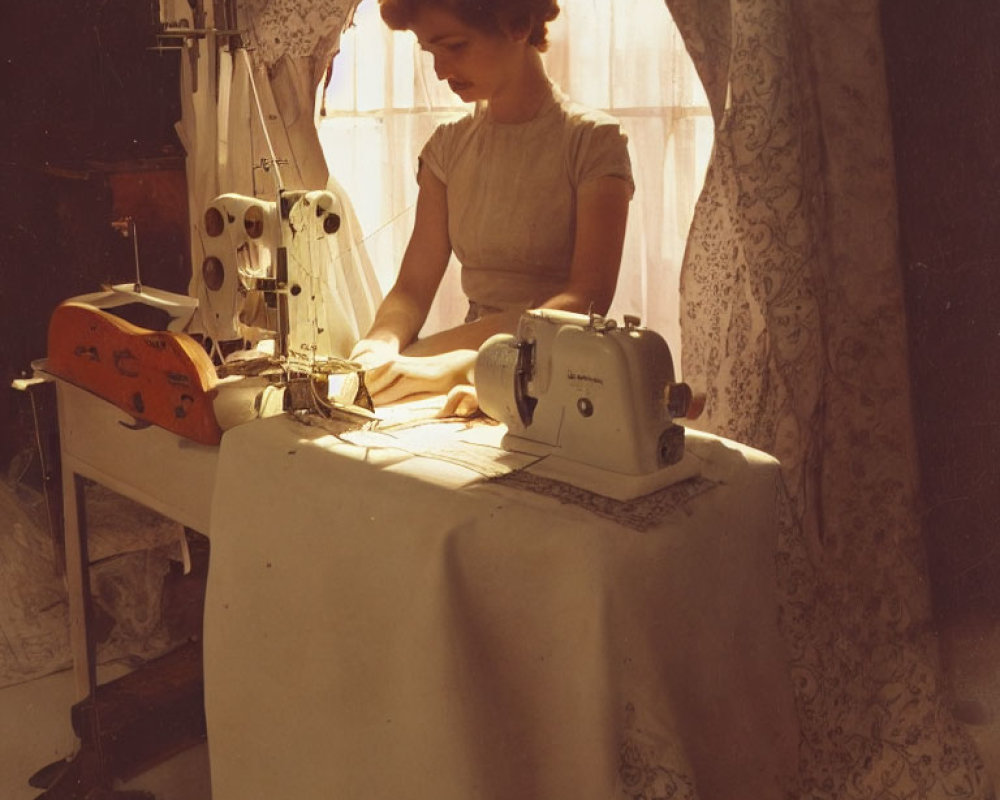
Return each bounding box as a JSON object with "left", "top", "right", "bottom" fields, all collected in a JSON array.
[
  {"left": 667, "top": 0, "right": 995, "bottom": 796},
  {"left": 320, "top": 0, "right": 714, "bottom": 355}
]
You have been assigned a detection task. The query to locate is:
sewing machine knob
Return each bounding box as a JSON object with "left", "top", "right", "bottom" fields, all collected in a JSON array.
[
  {"left": 666, "top": 383, "right": 692, "bottom": 417},
  {"left": 576, "top": 397, "right": 594, "bottom": 417},
  {"left": 204, "top": 207, "right": 225, "bottom": 237},
  {"left": 658, "top": 426, "right": 685, "bottom": 466},
  {"left": 320, "top": 210, "right": 341, "bottom": 234},
  {"left": 202, "top": 257, "right": 225, "bottom": 291},
  {"left": 666, "top": 383, "right": 705, "bottom": 420},
  {"left": 244, "top": 207, "right": 265, "bottom": 239}
]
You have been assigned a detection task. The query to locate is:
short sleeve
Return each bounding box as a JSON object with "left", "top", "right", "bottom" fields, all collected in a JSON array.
[
  {"left": 418, "top": 115, "right": 475, "bottom": 184},
  {"left": 573, "top": 121, "right": 635, "bottom": 199},
  {"left": 418, "top": 124, "right": 448, "bottom": 184}
]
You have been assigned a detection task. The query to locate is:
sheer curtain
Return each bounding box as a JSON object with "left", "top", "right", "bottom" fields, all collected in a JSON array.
[
  {"left": 319, "top": 0, "right": 713, "bottom": 363},
  {"left": 666, "top": 0, "right": 994, "bottom": 795}
]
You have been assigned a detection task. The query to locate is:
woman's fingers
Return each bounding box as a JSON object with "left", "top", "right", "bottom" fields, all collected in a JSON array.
[
  {"left": 371, "top": 373, "right": 420, "bottom": 405},
  {"left": 363, "top": 352, "right": 476, "bottom": 406},
  {"left": 437, "top": 384, "right": 480, "bottom": 417},
  {"left": 365, "top": 360, "right": 437, "bottom": 404},
  {"left": 350, "top": 339, "right": 397, "bottom": 370},
  {"left": 362, "top": 361, "right": 399, "bottom": 395}
]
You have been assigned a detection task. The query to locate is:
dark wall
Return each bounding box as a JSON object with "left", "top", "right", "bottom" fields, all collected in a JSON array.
[
  {"left": 0, "top": 0, "right": 188, "bottom": 468},
  {"left": 881, "top": 0, "right": 1000, "bottom": 623}
]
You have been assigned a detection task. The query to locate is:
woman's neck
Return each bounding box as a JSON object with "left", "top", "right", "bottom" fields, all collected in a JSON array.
[{"left": 486, "top": 50, "right": 552, "bottom": 124}]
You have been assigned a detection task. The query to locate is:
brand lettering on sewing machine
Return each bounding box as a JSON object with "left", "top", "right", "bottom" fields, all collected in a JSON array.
[
  {"left": 567, "top": 371, "right": 604, "bottom": 385},
  {"left": 73, "top": 345, "right": 100, "bottom": 362},
  {"left": 167, "top": 371, "right": 192, "bottom": 386},
  {"left": 113, "top": 349, "right": 140, "bottom": 377}
]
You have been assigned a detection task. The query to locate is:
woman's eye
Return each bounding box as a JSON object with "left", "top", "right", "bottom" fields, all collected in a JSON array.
[{"left": 419, "top": 40, "right": 467, "bottom": 57}]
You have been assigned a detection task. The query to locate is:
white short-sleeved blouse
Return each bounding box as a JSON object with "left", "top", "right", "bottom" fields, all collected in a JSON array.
[{"left": 419, "top": 86, "right": 634, "bottom": 316}]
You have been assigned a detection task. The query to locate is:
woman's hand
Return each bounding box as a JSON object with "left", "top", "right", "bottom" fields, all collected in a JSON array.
[
  {"left": 350, "top": 338, "right": 399, "bottom": 370},
  {"left": 438, "top": 384, "right": 480, "bottom": 418},
  {"left": 364, "top": 349, "right": 477, "bottom": 406}
]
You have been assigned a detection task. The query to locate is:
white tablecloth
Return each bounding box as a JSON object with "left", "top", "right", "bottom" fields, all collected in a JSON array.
[{"left": 203, "top": 414, "right": 799, "bottom": 799}]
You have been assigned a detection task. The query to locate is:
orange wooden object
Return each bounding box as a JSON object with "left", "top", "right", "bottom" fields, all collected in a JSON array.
[{"left": 47, "top": 302, "right": 223, "bottom": 446}]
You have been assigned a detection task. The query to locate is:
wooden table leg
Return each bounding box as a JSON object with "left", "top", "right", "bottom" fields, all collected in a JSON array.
[{"left": 62, "top": 470, "right": 98, "bottom": 703}]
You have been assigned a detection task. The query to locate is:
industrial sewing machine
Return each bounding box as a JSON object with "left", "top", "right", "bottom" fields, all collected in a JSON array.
[
  {"left": 43, "top": 188, "right": 377, "bottom": 446},
  {"left": 476, "top": 309, "right": 701, "bottom": 498}
]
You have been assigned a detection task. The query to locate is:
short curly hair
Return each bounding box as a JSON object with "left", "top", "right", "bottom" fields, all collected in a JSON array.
[{"left": 378, "top": 0, "right": 560, "bottom": 51}]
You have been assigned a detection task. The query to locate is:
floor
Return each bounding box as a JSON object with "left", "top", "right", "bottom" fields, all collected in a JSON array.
[
  {"left": 969, "top": 725, "right": 1000, "bottom": 791},
  {"left": 0, "top": 664, "right": 213, "bottom": 800},
  {"left": 941, "top": 611, "right": 1000, "bottom": 787}
]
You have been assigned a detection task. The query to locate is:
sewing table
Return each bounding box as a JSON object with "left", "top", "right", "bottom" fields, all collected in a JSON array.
[
  {"left": 45, "top": 376, "right": 798, "bottom": 799},
  {"left": 202, "top": 413, "right": 799, "bottom": 800}
]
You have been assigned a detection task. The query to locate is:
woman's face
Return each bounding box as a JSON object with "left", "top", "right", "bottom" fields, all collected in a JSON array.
[{"left": 409, "top": 5, "right": 527, "bottom": 103}]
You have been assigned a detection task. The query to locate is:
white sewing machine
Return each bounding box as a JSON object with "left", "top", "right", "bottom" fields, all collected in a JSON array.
[
  {"left": 476, "top": 309, "right": 701, "bottom": 499},
  {"left": 43, "top": 187, "right": 379, "bottom": 446},
  {"left": 195, "top": 189, "right": 366, "bottom": 363}
]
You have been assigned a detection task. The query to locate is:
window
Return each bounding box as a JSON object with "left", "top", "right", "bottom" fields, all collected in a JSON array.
[{"left": 319, "top": 0, "right": 713, "bottom": 358}]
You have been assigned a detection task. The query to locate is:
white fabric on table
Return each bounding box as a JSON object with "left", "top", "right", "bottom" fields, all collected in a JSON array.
[{"left": 203, "top": 416, "right": 798, "bottom": 800}]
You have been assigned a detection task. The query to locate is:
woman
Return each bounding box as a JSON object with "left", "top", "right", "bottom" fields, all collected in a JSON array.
[{"left": 351, "top": 0, "right": 634, "bottom": 412}]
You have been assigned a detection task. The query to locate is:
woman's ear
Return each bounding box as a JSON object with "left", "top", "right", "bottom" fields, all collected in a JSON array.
[{"left": 505, "top": 14, "right": 532, "bottom": 42}]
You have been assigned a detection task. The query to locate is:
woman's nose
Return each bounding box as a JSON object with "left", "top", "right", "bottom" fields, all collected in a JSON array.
[{"left": 433, "top": 53, "right": 453, "bottom": 81}]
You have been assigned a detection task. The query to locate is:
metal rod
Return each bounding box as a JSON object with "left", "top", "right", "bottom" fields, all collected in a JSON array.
[
  {"left": 131, "top": 218, "right": 142, "bottom": 293},
  {"left": 240, "top": 47, "right": 284, "bottom": 193},
  {"left": 157, "top": 27, "right": 242, "bottom": 35}
]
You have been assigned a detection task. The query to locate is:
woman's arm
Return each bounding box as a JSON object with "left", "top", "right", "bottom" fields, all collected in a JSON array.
[
  {"left": 350, "top": 165, "right": 452, "bottom": 367},
  {"left": 399, "top": 174, "right": 632, "bottom": 357},
  {"left": 540, "top": 174, "right": 631, "bottom": 315}
]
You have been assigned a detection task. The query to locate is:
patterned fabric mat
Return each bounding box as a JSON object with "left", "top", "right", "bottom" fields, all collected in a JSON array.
[{"left": 491, "top": 470, "right": 719, "bottom": 532}]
